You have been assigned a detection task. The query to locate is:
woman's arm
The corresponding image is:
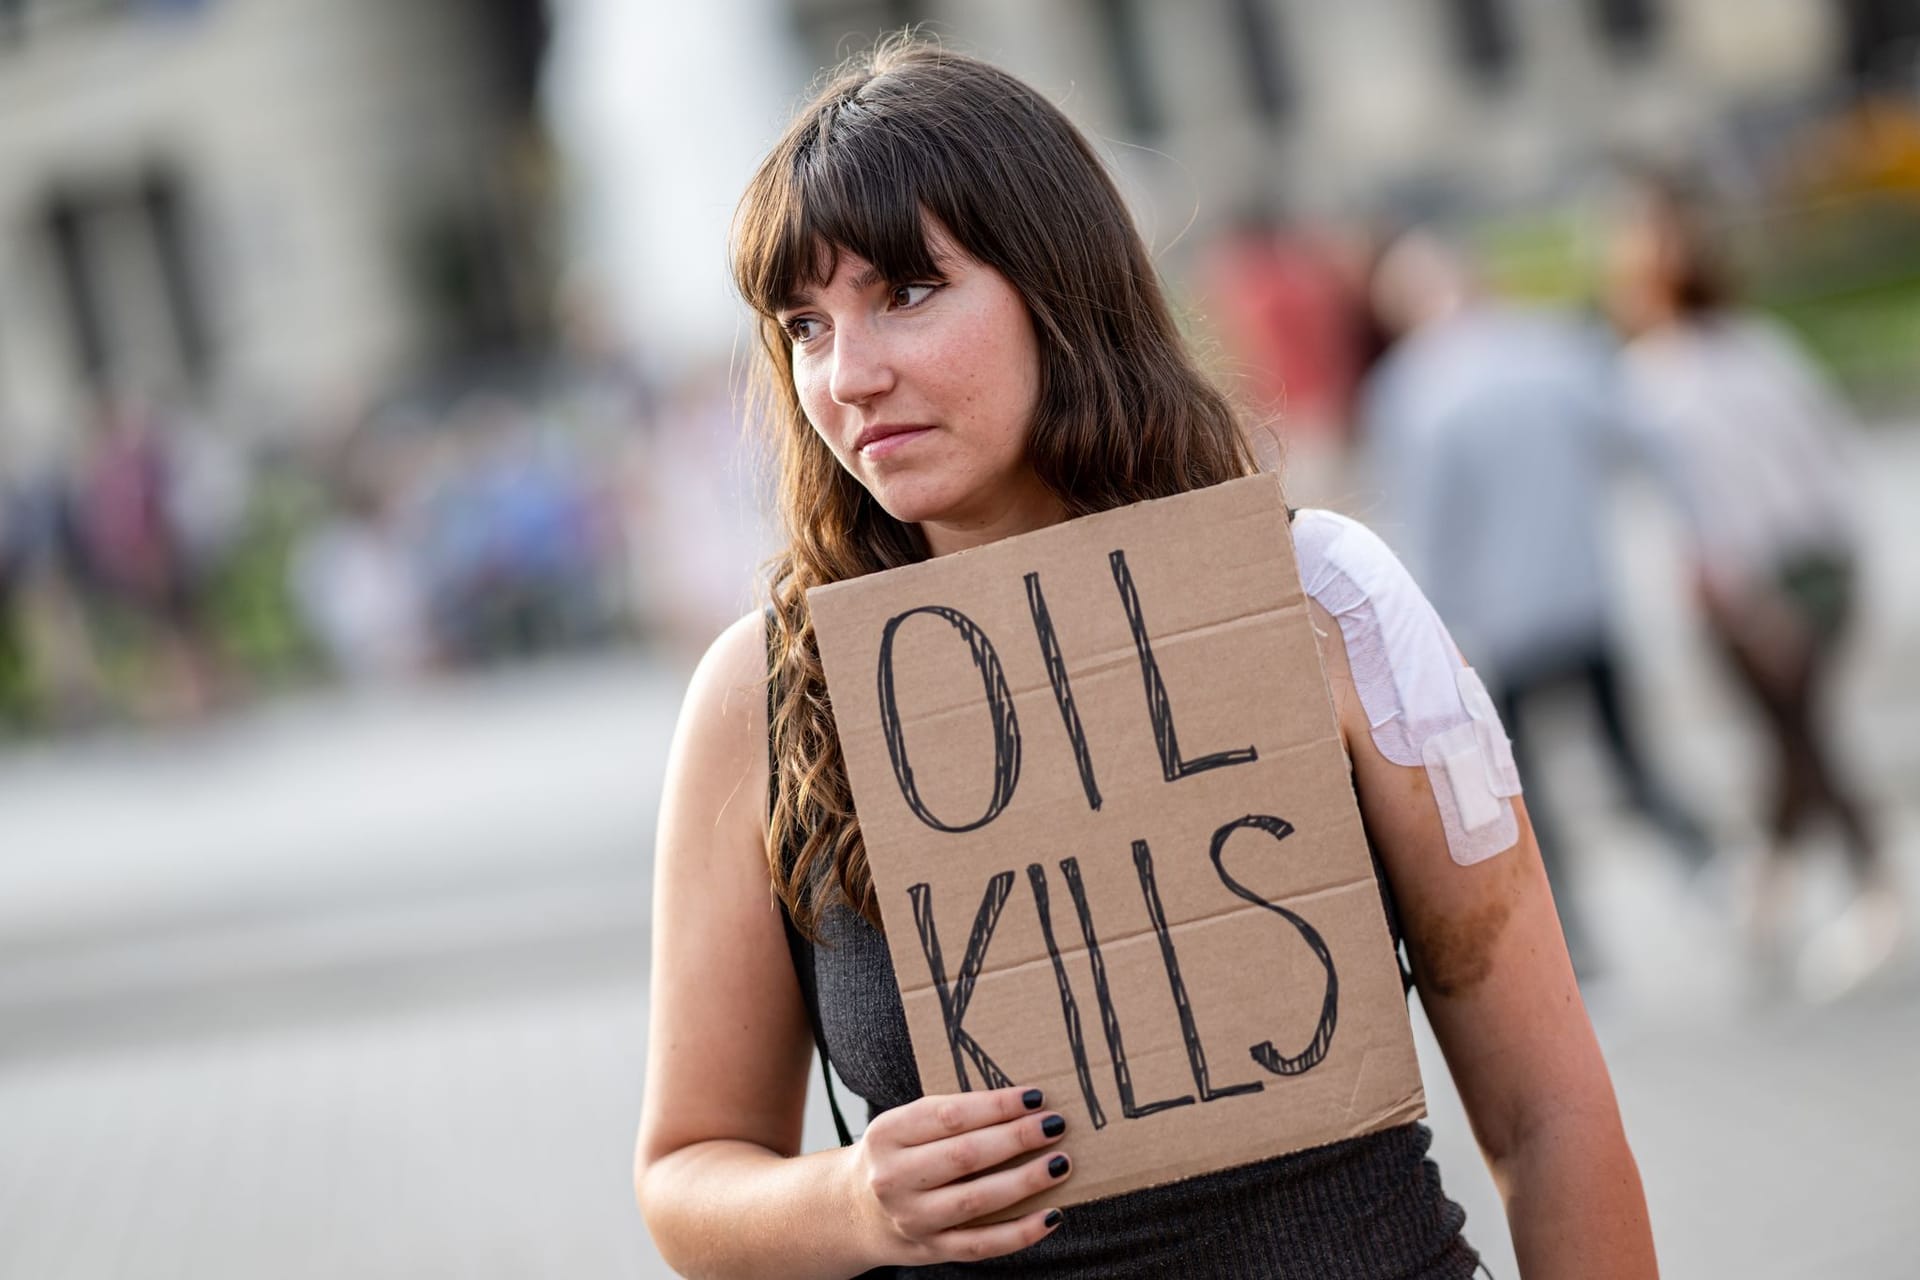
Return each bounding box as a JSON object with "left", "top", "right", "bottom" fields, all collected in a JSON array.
[
  {"left": 1309, "top": 599, "right": 1658, "bottom": 1278},
  {"left": 635, "top": 612, "right": 1068, "bottom": 1278},
  {"left": 634, "top": 611, "right": 871, "bottom": 1278}
]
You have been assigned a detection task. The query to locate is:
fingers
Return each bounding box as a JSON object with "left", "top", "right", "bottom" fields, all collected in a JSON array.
[
  {"left": 859, "top": 1086, "right": 1074, "bottom": 1266},
  {"left": 896, "top": 1107, "right": 1067, "bottom": 1192},
  {"left": 924, "top": 1204, "right": 1066, "bottom": 1265},
  {"left": 917, "top": 1149, "right": 1072, "bottom": 1229},
  {"left": 876, "top": 1084, "right": 1048, "bottom": 1149}
]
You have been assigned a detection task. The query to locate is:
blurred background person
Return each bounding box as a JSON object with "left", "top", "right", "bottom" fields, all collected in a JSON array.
[
  {"left": 288, "top": 423, "right": 433, "bottom": 684},
  {"left": 1362, "top": 227, "right": 1714, "bottom": 974},
  {"left": 1, "top": 459, "right": 107, "bottom": 729},
  {"left": 414, "top": 393, "right": 619, "bottom": 666},
  {"left": 0, "top": 463, "right": 26, "bottom": 730},
  {"left": 1199, "top": 212, "right": 1376, "bottom": 483},
  {"left": 623, "top": 362, "right": 777, "bottom": 661},
  {"left": 1607, "top": 171, "right": 1904, "bottom": 999},
  {"left": 65, "top": 393, "right": 228, "bottom": 721}
]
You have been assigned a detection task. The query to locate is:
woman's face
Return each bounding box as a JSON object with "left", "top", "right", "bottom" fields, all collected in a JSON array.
[
  {"left": 1603, "top": 197, "right": 1676, "bottom": 337},
  {"left": 777, "top": 222, "right": 1060, "bottom": 553}
]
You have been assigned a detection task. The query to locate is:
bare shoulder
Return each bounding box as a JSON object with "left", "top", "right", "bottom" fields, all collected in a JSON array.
[
  {"left": 666, "top": 610, "right": 772, "bottom": 826},
  {"left": 686, "top": 608, "right": 772, "bottom": 734}
]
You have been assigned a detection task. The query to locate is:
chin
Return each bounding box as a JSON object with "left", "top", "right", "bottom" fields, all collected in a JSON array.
[{"left": 864, "top": 474, "right": 972, "bottom": 528}]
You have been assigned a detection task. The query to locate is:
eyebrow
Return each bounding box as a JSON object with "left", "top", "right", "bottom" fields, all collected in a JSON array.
[{"left": 778, "top": 262, "right": 896, "bottom": 312}]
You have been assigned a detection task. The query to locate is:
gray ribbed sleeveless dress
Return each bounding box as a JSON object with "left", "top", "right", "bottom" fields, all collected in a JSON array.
[
  {"left": 768, "top": 580, "right": 1486, "bottom": 1276},
  {"left": 800, "top": 895, "right": 1483, "bottom": 1279},
  {"left": 782, "top": 812, "right": 1487, "bottom": 1277}
]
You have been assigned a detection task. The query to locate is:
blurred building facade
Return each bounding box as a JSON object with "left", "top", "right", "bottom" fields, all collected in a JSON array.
[
  {"left": 4, "top": 0, "right": 1901, "bottom": 454},
  {"left": 0, "top": 0, "right": 550, "bottom": 467},
  {"left": 551, "top": 0, "right": 1900, "bottom": 371},
  {"left": 791, "top": 0, "right": 1841, "bottom": 210}
]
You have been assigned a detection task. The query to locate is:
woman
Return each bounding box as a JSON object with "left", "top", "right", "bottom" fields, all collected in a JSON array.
[
  {"left": 637, "top": 40, "right": 1654, "bottom": 1277},
  {"left": 1607, "top": 176, "right": 1901, "bottom": 997}
]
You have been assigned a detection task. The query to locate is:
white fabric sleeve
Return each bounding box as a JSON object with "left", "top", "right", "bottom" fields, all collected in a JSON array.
[{"left": 1291, "top": 508, "right": 1522, "bottom": 865}]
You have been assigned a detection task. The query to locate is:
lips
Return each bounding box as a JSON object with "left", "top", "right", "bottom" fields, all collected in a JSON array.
[{"left": 852, "top": 424, "right": 935, "bottom": 458}]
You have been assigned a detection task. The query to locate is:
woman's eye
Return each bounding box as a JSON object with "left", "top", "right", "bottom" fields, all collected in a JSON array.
[
  {"left": 889, "top": 283, "right": 937, "bottom": 309},
  {"left": 782, "top": 316, "right": 823, "bottom": 344}
]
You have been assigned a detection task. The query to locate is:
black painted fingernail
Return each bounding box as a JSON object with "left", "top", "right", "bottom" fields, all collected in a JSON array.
[
  {"left": 1041, "top": 1114, "right": 1066, "bottom": 1138},
  {"left": 1044, "top": 1209, "right": 1064, "bottom": 1229},
  {"left": 1048, "top": 1155, "right": 1069, "bottom": 1178},
  {"left": 1022, "top": 1088, "right": 1044, "bottom": 1110}
]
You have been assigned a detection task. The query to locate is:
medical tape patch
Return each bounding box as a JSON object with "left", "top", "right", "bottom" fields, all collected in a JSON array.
[
  {"left": 1419, "top": 667, "right": 1522, "bottom": 864},
  {"left": 1294, "top": 509, "right": 1522, "bottom": 866}
]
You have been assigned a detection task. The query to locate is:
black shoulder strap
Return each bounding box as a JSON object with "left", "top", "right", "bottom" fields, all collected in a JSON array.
[
  {"left": 1373, "top": 843, "right": 1418, "bottom": 999},
  {"left": 1352, "top": 799, "right": 1417, "bottom": 997},
  {"left": 765, "top": 606, "right": 856, "bottom": 1148},
  {"left": 779, "top": 897, "right": 856, "bottom": 1147}
]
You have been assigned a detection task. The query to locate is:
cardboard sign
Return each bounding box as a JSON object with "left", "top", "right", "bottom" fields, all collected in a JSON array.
[{"left": 807, "top": 474, "right": 1424, "bottom": 1213}]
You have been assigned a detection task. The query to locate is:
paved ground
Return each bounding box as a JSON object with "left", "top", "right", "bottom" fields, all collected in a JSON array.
[{"left": 4, "top": 428, "right": 1919, "bottom": 1278}]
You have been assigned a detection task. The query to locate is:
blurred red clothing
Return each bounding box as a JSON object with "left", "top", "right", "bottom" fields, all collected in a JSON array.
[
  {"left": 76, "top": 419, "right": 182, "bottom": 611},
  {"left": 1201, "top": 226, "right": 1368, "bottom": 442}
]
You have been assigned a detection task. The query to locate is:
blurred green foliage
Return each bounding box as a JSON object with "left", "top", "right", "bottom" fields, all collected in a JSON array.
[
  {"left": 0, "top": 459, "right": 326, "bottom": 738},
  {"left": 0, "top": 602, "right": 27, "bottom": 730},
  {"left": 201, "top": 463, "right": 325, "bottom": 686},
  {"left": 1472, "top": 193, "right": 1920, "bottom": 416}
]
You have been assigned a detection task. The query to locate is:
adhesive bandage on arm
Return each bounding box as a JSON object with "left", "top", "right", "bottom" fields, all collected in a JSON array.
[{"left": 1292, "top": 509, "right": 1522, "bottom": 866}]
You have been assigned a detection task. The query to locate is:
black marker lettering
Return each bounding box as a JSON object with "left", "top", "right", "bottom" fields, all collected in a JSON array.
[
  {"left": 1060, "top": 855, "right": 1194, "bottom": 1119},
  {"left": 909, "top": 874, "right": 1017, "bottom": 1092},
  {"left": 877, "top": 606, "right": 1021, "bottom": 832},
  {"left": 1132, "top": 838, "right": 1264, "bottom": 1103},
  {"left": 1108, "top": 550, "right": 1257, "bottom": 782},
  {"left": 1027, "top": 863, "right": 1107, "bottom": 1129},
  {"left": 1208, "top": 815, "right": 1339, "bottom": 1076},
  {"left": 1024, "top": 571, "right": 1102, "bottom": 812}
]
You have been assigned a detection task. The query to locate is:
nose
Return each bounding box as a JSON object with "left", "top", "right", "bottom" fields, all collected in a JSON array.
[{"left": 827, "top": 320, "right": 895, "bottom": 407}]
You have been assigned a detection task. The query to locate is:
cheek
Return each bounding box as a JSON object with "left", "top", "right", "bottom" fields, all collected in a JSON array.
[
  {"left": 792, "top": 361, "right": 840, "bottom": 445},
  {"left": 791, "top": 355, "right": 825, "bottom": 423},
  {"left": 983, "top": 321, "right": 1042, "bottom": 448}
]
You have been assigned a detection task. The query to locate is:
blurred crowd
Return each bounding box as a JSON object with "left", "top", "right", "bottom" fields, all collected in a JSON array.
[
  {"left": 1195, "top": 164, "right": 1912, "bottom": 1001},
  {"left": 0, "top": 353, "right": 769, "bottom": 733},
  {"left": 0, "top": 133, "right": 1910, "bottom": 1004}
]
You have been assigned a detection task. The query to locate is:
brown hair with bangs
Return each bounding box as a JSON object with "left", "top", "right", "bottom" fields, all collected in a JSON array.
[{"left": 735, "top": 35, "right": 1261, "bottom": 938}]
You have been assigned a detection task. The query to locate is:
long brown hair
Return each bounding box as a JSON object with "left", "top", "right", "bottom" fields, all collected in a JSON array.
[{"left": 733, "top": 36, "right": 1260, "bottom": 937}]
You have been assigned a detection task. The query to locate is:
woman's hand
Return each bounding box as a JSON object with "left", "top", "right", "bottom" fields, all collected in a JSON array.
[{"left": 849, "top": 1084, "right": 1071, "bottom": 1267}]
